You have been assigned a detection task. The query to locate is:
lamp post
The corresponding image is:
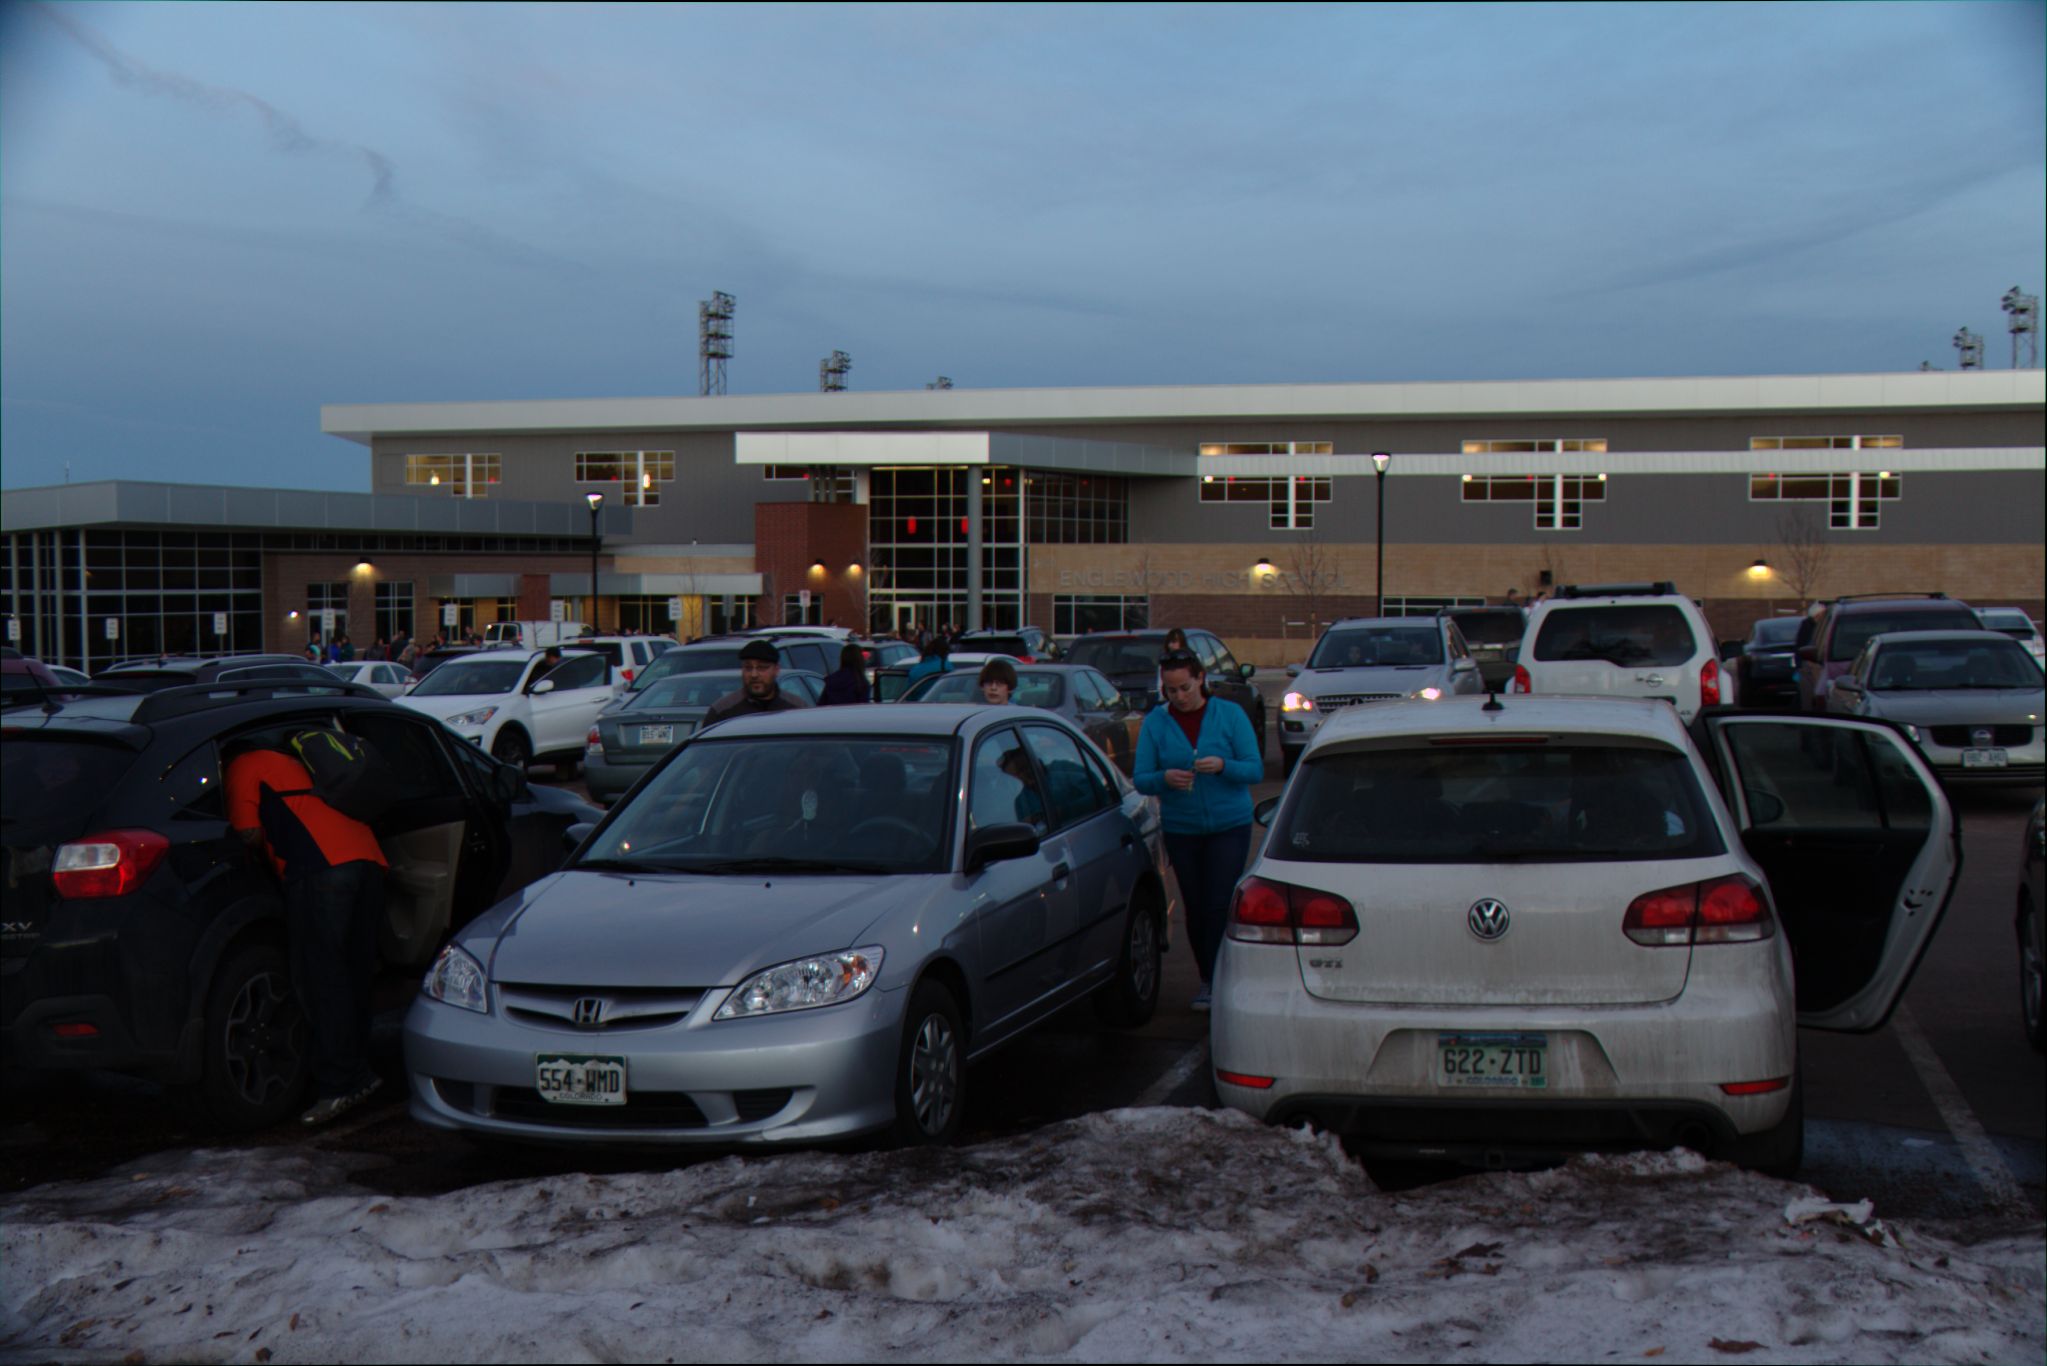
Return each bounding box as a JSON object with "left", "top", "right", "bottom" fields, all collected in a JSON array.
[
  {"left": 1372, "top": 452, "right": 1390, "bottom": 616},
  {"left": 585, "top": 491, "right": 605, "bottom": 631}
]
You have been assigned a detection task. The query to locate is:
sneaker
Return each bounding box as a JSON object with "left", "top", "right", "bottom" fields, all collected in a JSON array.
[
  {"left": 299, "top": 1075, "right": 383, "bottom": 1128},
  {"left": 1190, "top": 985, "right": 1212, "bottom": 1012}
]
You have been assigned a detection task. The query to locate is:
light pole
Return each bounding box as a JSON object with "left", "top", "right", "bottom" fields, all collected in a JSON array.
[
  {"left": 585, "top": 491, "right": 605, "bottom": 631},
  {"left": 1372, "top": 452, "right": 1390, "bottom": 616}
]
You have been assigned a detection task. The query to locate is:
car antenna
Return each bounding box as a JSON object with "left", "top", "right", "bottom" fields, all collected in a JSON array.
[{"left": 1482, "top": 688, "right": 1504, "bottom": 713}]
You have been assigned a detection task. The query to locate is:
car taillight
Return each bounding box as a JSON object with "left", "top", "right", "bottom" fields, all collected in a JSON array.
[
  {"left": 586, "top": 726, "right": 603, "bottom": 753},
  {"left": 1228, "top": 875, "right": 1358, "bottom": 946},
  {"left": 622, "top": 668, "right": 635, "bottom": 682},
  {"left": 1623, "top": 874, "right": 1772, "bottom": 946},
  {"left": 1700, "top": 656, "right": 1720, "bottom": 707},
  {"left": 1510, "top": 664, "right": 1532, "bottom": 694},
  {"left": 52, "top": 830, "right": 170, "bottom": 899}
]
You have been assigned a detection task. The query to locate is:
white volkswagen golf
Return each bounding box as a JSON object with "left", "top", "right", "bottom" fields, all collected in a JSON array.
[{"left": 1212, "top": 694, "right": 1957, "bottom": 1174}]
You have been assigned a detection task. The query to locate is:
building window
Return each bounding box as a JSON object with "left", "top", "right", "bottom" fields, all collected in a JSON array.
[
  {"left": 1197, "top": 475, "right": 1333, "bottom": 529},
  {"left": 1197, "top": 440, "right": 1334, "bottom": 456},
  {"left": 404, "top": 453, "right": 501, "bottom": 498},
  {"left": 1053, "top": 594, "right": 1150, "bottom": 636},
  {"left": 1749, "top": 471, "right": 1901, "bottom": 529},
  {"left": 374, "top": 581, "right": 415, "bottom": 644},
  {"left": 760, "top": 465, "right": 854, "bottom": 501},
  {"left": 762, "top": 466, "right": 811, "bottom": 480},
  {"left": 1750, "top": 435, "right": 1903, "bottom": 450},
  {"left": 1461, "top": 438, "right": 1608, "bottom": 454},
  {"left": 1381, "top": 595, "right": 1485, "bottom": 618},
  {"left": 781, "top": 593, "right": 823, "bottom": 626},
  {"left": 1461, "top": 474, "right": 1606, "bottom": 530},
  {"left": 576, "top": 451, "right": 675, "bottom": 507},
  {"left": 1027, "top": 473, "right": 1128, "bottom": 544}
]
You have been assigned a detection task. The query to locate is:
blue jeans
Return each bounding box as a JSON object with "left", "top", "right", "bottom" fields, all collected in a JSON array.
[
  {"left": 285, "top": 860, "right": 383, "bottom": 1100},
  {"left": 1162, "top": 826, "right": 1253, "bottom": 986}
]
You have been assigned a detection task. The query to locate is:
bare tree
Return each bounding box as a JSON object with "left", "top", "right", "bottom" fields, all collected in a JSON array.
[
  {"left": 1279, "top": 529, "right": 1345, "bottom": 637},
  {"left": 1774, "top": 508, "right": 1832, "bottom": 608}
]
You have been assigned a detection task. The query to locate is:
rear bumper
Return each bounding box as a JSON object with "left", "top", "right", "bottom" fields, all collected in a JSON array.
[{"left": 582, "top": 751, "right": 657, "bottom": 804}]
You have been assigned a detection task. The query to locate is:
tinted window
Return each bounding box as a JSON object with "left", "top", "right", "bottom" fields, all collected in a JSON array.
[
  {"left": 635, "top": 646, "right": 748, "bottom": 689},
  {"left": 1868, "top": 639, "right": 2040, "bottom": 690},
  {"left": 342, "top": 714, "right": 463, "bottom": 801},
  {"left": 411, "top": 659, "right": 526, "bottom": 696},
  {"left": 1276, "top": 743, "right": 1721, "bottom": 863},
  {"left": 1448, "top": 610, "right": 1526, "bottom": 645},
  {"left": 1749, "top": 617, "right": 1802, "bottom": 645},
  {"left": 1308, "top": 626, "right": 1445, "bottom": 668},
  {"left": 1722, "top": 724, "right": 1883, "bottom": 830},
  {"left": 0, "top": 737, "right": 138, "bottom": 832},
  {"left": 160, "top": 742, "right": 224, "bottom": 821},
  {"left": 969, "top": 729, "right": 1042, "bottom": 835},
  {"left": 958, "top": 635, "right": 1031, "bottom": 658},
  {"left": 546, "top": 654, "right": 609, "bottom": 691},
  {"left": 1977, "top": 609, "right": 2037, "bottom": 638},
  {"left": 632, "top": 673, "right": 742, "bottom": 709},
  {"left": 1533, "top": 606, "right": 1697, "bottom": 667},
  {"left": 1828, "top": 608, "right": 1983, "bottom": 661},
  {"left": 576, "top": 643, "right": 625, "bottom": 668},
  {"left": 1021, "top": 726, "right": 1112, "bottom": 828},
  {"left": 1065, "top": 639, "right": 1164, "bottom": 676}
]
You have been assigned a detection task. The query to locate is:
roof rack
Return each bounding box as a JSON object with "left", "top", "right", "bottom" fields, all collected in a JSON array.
[
  {"left": 1555, "top": 582, "right": 1678, "bottom": 599},
  {"left": 1828, "top": 592, "right": 1949, "bottom": 603},
  {"left": 132, "top": 679, "right": 386, "bottom": 725}
]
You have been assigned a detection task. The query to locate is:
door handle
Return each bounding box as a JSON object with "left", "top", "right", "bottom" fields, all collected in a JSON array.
[{"left": 1051, "top": 863, "right": 1071, "bottom": 882}]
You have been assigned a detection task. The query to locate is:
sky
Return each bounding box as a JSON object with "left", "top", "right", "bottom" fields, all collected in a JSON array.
[
  {"left": 1, "top": 1, "right": 2042, "bottom": 494},
  {"left": 3, "top": 1108, "right": 2042, "bottom": 1362}
]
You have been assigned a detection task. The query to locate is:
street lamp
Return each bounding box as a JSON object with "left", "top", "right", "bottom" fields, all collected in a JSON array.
[
  {"left": 1371, "top": 452, "right": 1391, "bottom": 616},
  {"left": 585, "top": 491, "right": 605, "bottom": 630}
]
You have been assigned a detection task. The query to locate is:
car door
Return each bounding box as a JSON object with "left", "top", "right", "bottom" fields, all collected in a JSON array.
[
  {"left": 1018, "top": 722, "right": 1134, "bottom": 995},
  {"left": 1197, "top": 633, "right": 1257, "bottom": 721},
  {"left": 963, "top": 726, "right": 1066, "bottom": 1042},
  {"left": 1693, "top": 712, "right": 1958, "bottom": 1031},
  {"left": 527, "top": 652, "right": 611, "bottom": 754}
]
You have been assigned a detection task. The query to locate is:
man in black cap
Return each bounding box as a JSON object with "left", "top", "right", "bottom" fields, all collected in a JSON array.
[{"left": 702, "top": 638, "right": 805, "bottom": 727}]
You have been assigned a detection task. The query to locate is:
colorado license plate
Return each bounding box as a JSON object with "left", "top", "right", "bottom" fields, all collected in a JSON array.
[
  {"left": 1437, "top": 1032, "right": 1547, "bottom": 1089},
  {"left": 637, "top": 725, "right": 675, "bottom": 746},
  {"left": 1962, "top": 748, "right": 2008, "bottom": 768},
  {"left": 535, "top": 1054, "right": 627, "bottom": 1105}
]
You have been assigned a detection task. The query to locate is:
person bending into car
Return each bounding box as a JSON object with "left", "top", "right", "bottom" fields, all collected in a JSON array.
[
  {"left": 1134, "top": 649, "right": 1263, "bottom": 1012},
  {"left": 223, "top": 735, "right": 388, "bottom": 1127},
  {"left": 979, "top": 657, "right": 1018, "bottom": 704},
  {"left": 702, "top": 638, "right": 804, "bottom": 727}
]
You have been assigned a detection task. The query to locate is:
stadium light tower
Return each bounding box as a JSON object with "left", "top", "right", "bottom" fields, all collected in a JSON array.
[
  {"left": 698, "top": 291, "right": 734, "bottom": 396},
  {"left": 1952, "top": 326, "right": 1984, "bottom": 370},
  {"left": 820, "top": 350, "right": 851, "bottom": 392},
  {"left": 2001, "top": 286, "right": 2039, "bottom": 369}
]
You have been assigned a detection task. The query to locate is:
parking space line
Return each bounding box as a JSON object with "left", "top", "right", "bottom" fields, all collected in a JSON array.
[
  {"left": 1892, "top": 1005, "right": 2031, "bottom": 1219},
  {"left": 1134, "top": 1039, "right": 1209, "bottom": 1108}
]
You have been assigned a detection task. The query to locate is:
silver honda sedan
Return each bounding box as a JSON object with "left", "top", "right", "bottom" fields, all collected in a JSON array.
[{"left": 404, "top": 705, "right": 1168, "bottom": 1146}]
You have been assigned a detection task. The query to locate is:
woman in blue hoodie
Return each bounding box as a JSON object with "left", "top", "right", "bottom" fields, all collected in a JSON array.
[{"left": 1133, "top": 648, "right": 1263, "bottom": 1011}]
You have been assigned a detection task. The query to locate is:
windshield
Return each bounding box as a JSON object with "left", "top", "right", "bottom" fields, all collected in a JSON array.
[
  {"left": 1447, "top": 611, "right": 1525, "bottom": 646},
  {"left": 957, "top": 635, "right": 1030, "bottom": 657},
  {"left": 1751, "top": 617, "right": 1802, "bottom": 645},
  {"left": 1308, "top": 626, "right": 1444, "bottom": 669},
  {"left": 1533, "top": 605, "right": 1697, "bottom": 667},
  {"left": 409, "top": 658, "right": 528, "bottom": 697},
  {"left": 629, "top": 673, "right": 742, "bottom": 710},
  {"left": 1869, "top": 639, "right": 2043, "bottom": 690},
  {"left": 1977, "top": 610, "right": 2038, "bottom": 639},
  {"left": 2, "top": 736, "right": 139, "bottom": 833},
  {"left": 633, "top": 646, "right": 747, "bottom": 691},
  {"left": 1275, "top": 743, "right": 1722, "bottom": 863},
  {"left": 909, "top": 671, "right": 1066, "bottom": 707},
  {"left": 1064, "top": 639, "right": 1163, "bottom": 676},
  {"left": 1830, "top": 608, "right": 1982, "bottom": 661},
  {"left": 580, "top": 736, "right": 957, "bottom": 874}
]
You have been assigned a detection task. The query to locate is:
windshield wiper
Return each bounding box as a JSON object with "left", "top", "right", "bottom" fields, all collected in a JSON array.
[
  {"left": 572, "top": 857, "right": 678, "bottom": 874},
  {"left": 688, "top": 857, "right": 892, "bottom": 875}
]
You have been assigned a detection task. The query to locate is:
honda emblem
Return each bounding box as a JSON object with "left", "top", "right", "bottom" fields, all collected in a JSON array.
[
  {"left": 1468, "top": 898, "right": 1511, "bottom": 942},
  {"left": 571, "top": 997, "right": 605, "bottom": 1027}
]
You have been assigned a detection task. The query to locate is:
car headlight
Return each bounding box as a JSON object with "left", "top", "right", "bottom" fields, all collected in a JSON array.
[
  {"left": 1282, "top": 691, "right": 1314, "bottom": 712},
  {"left": 447, "top": 706, "right": 498, "bottom": 728},
  {"left": 1411, "top": 686, "right": 1443, "bottom": 701},
  {"left": 424, "top": 943, "right": 489, "bottom": 1013},
  {"left": 714, "top": 946, "right": 885, "bottom": 1020},
  {"left": 1900, "top": 723, "right": 1920, "bottom": 743}
]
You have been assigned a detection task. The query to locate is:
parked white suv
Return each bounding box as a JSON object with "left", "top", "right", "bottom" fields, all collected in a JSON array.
[
  {"left": 1212, "top": 694, "right": 1957, "bottom": 1174},
  {"left": 1510, "top": 582, "right": 1730, "bottom": 719},
  {"left": 398, "top": 647, "right": 617, "bottom": 770},
  {"left": 568, "top": 635, "right": 675, "bottom": 693}
]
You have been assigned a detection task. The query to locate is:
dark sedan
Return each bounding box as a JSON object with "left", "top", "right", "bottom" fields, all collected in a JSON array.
[
  {"left": 1736, "top": 615, "right": 1804, "bottom": 708},
  {"left": 900, "top": 663, "right": 1141, "bottom": 773},
  {"left": 584, "top": 669, "right": 823, "bottom": 804}
]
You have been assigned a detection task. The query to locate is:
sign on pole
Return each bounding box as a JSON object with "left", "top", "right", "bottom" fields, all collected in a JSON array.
[
  {"left": 667, "top": 596, "right": 684, "bottom": 622},
  {"left": 798, "top": 590, "right": 812, "bottom": 618},
  {"left": 320, "top": 609, "right": 337, "bottom": 635},
  {"left": 442, "top": 603, "right": 459, "bottom": 627},
  {"left": 550, "top": 599, "right": 567, "bottom": 623},
  {"left": 212, "top": 611, "right": 228, "bottom": 636},
  {"left": 104, "top": 617, "right": 120, "bottom": 641},
  {"left": 5, "top": 618, "right": 18, "bottom": 642}
]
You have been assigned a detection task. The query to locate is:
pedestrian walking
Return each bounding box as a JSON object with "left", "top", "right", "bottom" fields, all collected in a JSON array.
[
  {"left": 819, "top": 642, "right": 871, "bottom": 705},
  {"left": 1133, "top": 648, "right": 1262, "bottom": 1012},
  {"left": 702, "top": 639, "right": 805, "bottom": 727},
  {"left": 223, "top": 733, "right": 390, "bottom": 1126}
]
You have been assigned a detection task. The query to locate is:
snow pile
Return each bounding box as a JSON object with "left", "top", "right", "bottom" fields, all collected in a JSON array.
[{"left": 2, "top": 1108, "right": 2040, "bottom": 1363}]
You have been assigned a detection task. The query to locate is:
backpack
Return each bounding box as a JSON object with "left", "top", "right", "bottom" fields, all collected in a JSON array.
[{"left": 286, "top": 730, "right": 399, "bottom": 824}]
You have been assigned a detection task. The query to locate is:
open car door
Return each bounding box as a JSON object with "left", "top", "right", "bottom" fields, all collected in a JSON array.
[{"left": 1694, "top": 711, "right": 1959, "bottom": 1032}]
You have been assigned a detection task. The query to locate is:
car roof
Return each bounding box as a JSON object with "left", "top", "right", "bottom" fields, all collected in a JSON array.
[
  {"left": 702, "top": 701, "right": 1068, "bottom": 741},
  {"left": 1828, "top": 597, "right": 1973, "bottom": 615},
  {"left": 1324, "top": 617, "right": 1446, "bottom": 630},
  {"left": 1308, "top": 694, "right": 1695, "bottom": 751},
  {"left": 1867, "top": 629, "right": 2031, "bottom": 648}
]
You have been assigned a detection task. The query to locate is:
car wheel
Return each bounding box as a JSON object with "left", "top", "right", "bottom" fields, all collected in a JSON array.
[
  {"left": 187, "top": 943, "right": 309, "bottom": 1132},
  {"left": 2020, "top": 899, "right": 2045, "bottom": 1053},
  {"left": 1095, "top": 889, "right": 1163, "bottom": 1028},
  {"left": 891, "top": 980, "right": 965, "bottom": 1146},
  {"left": 1732, "top": 1069, "right": 1804, "bottom": 1179},
  {"left": 491, "top": 727, "right": 532, "bottom": 771}
]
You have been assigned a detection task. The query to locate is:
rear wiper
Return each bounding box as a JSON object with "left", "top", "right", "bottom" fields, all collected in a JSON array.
[{"left": 689, "top": 857, "right": 891, "bottom": 875}]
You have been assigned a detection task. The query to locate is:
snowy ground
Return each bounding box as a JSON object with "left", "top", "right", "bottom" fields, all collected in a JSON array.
[{"left": 2, "top": 1108, "right": 2040, "bottom": 1364}]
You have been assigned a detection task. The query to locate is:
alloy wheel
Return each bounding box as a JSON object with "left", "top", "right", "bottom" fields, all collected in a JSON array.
[
  {"left": 1129, "top": 909, "right": 1158, "bottom": 1004},
  {"left": 224, "top": 970, "right": 301, "bottom": 1106},
  {"left": 909, "top": 1012, "right": 959, "bottom": 1136}
]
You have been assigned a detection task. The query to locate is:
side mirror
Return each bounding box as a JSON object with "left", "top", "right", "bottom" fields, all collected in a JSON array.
[
  {"left": 1253, "top": 796, "right": 1281, "bottom": 827},
  {"left": 1718, "top": 641, "right": 1744, "bottom": 662},
  {"left": 964, "top": 822, "right": 1041, "bottom": 872},
  {"left": 1285, "top": 663, "right": 1301, "bottom": 678},
  {"left": 1833, "top": 677, "right": 1862, "bottom": 693},
  {"left": 528, "top": 678, "right": 556, "bottom": 695},
  {"left": 1238, "top": 662, "right": 1256, "bottom": 679},
  {"left": 1742, "top": 788, "right": 1786, "bottom": 827},
  {"left": 1452, "top": 658, "right": 1478, "bottom": 673},
  {"left": 1796, "top": 646, "right": 1818, "bottom": 664},
  {"left": 564, "top": 822, "right": 595, "bottom": 854}
]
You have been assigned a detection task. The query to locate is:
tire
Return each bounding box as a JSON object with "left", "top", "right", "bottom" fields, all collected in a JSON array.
[
  {"left": 891, "top": 980, "right": 965, "bottom": 1146},
  {"left": 2020, "top": 899, "right": 2045, "bottom": 1054},
  {"left": 187, "top": 943, "right": 309, "bottom": 1132},
  {"left": 1733, "top": 1069, "right": 1804, "bottom": 1179},
  {"left": 491, "top": 726, "right": 532, "bottom": 771},
  {"left": 1095, "top": 890, "right": 1163, "bottom": 1028}
]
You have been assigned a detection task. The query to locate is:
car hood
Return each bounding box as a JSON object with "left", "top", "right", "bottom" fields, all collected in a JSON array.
[
  {"left": 472, "top": 869, "right": 941, "bottom": 989},
  {"left": 1864, "top": 689, "right": 2046, "bottom": 725},
  {"left": 1292, "top": 665, "right": 1440, "bottom": 693},
  {"left": 398, "top": 691, "right": 516, "bottom": 720}
]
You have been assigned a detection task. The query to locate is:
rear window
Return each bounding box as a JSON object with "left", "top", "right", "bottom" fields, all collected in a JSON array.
[
  {"left": 957, "top": 635, "right": 1031, "bottom": 658},
  {"left": 1275, "top": 743, "right": 1723, "bottom": 864},
  {"left": 1447, "top": 611, "right": 1525, "bottom": 645},
  {"left": 1533, "top": 605, "right": 1698, "bottom": 668},
  {"left": 638, "top": 647, "right": 747, "bottom": 687},
  {"left": 1065, "top": 639, "right": 1163, "bottom": 676},
  {"left": 1750, "top": 617, "right": 1801, "bottom": 645},
  {"left": 1828, "top": 608, "right": 1983, "bottom": 661},
  {"left": 1976, "top": 610, "right": 2037, "bottom": 640},
  {"left": 1309, "top": 626, "right": 1444, "bottom": 668},
  {"left": 631, "top": 674, "right": 741, "bottom": 709},
  {"left": 1, "top": 736, "right": 140, "bottom": 831}
]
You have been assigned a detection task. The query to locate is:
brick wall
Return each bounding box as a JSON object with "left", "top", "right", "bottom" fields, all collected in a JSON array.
[
  {"left": 754, "top": 503, "right": 867, "bottom": 626},
  {"left": 262, "top": 551, "right": 592, "bottom": 652}
]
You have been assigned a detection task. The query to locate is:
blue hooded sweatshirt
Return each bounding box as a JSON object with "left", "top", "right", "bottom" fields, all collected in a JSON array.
[{"left": 1133, "top": 697, "right": 1262, "bottom": 834}]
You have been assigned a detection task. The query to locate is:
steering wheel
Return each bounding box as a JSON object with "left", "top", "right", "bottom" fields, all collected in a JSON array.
[{"left": 846, "top": 816, "right": 929, "bottom": 851}]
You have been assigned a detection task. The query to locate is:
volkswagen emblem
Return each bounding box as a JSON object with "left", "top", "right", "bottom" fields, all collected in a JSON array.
[
  {"left": 571, "top": 997, "right": 606, "bottom": 1028},
  {"left": 1468, "top": 899, "right": 1511, "bottom": 942}
]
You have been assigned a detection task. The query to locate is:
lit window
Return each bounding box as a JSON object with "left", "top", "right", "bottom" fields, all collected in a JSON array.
[
  {"left": 405, "top": 454, "right": 500, "bottom": 498},
  {"left": 1750, "top": 435, "right": 1902, "bottom": 451},
  {"left": 1460, "top": 474, "right": 1605, "bottom": 530},
  {"left": 576, "top": 452, "right": 676, "bottom": 506},
  {"left": 1461, "top": 438, "right": 1608, "bottom": 454},
  {"left": 1749, "top": 471, "right": 1900, "bottom": 529}
]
